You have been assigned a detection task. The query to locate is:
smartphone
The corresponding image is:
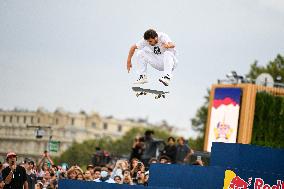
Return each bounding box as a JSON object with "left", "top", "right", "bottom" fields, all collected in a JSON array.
[{"left": 197, "top": 156, "right": 201, "bottom": 161}]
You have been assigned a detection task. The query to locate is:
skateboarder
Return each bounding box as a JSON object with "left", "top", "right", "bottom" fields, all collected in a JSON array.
[{"left": 127, "top": 29, "right": 178, "bottom": 86}]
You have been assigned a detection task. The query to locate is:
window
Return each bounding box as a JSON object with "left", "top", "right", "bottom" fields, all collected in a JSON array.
[
  {"left": 17, "top": 116, "right": 20, "bottom": 123},
  {"left": 31, "top": 117, "right": 34, "bottom": 124},
  {"left": 92, "top": 122, "right": 96, "bottom": 128},
  {"left": 118, "top": 125, "right": 122, "bottom": 132},
  {"left": 10, "top": 116, "right": 13, "bottom": 123},
  {"left": 38, "top": 117, "right": 40, "bottom": 123},
  {"left": 71, "top": 118, "right": 75, "bottom": 125},
  {"left": 3, "top": 116, "right": 6, "bottom": 123},
  {"left": 23, "top": 116, "right": 26, "bottom": 124},
  {"left": 103, "top": 123, "right": 108, "bottom": 130},
  {"left": 55, "top": 118, "right": 59, "bottom": 125}
]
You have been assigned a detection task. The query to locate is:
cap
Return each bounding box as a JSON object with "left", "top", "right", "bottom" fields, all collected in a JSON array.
[{"left": 6, "top": 152, "right": 17, "bottom": 158}]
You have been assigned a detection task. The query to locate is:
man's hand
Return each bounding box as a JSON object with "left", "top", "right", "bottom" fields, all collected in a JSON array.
[
  {"left": 162, "top": 42, "right": 175, "bottom": 49},
  {"left": 127, "top": 60, "right": 132, "bottom": 73},
  {"left": 11, "top": 164, "right": 16, "bottom": 171},
  {"left": 4, "top": 171, "right": 13, "bottom": 184},
  {"left": 127, "top": 45, "right": 137, "bottom": 73}
]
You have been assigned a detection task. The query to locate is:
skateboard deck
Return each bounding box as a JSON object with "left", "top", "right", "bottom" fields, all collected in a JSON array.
[{"left": 132, "top": 87, "right": 169, "bottom": 99}]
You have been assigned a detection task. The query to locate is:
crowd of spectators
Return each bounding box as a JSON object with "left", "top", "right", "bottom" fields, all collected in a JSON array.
[{"left": 0, "top": 130, "right": 203, "bottom": 189}]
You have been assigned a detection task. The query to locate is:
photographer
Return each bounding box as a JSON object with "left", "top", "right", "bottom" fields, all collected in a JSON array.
[
  {"left": 140, "top": 130, "right": 158, "bottom": 167},
  {"left": 1, "top": 152, "right": 28, "bottom": 189},
  {"left": 130, "top": 136, "right": 144, "bottom": 161},
  {"left": 130, "top": 160, "right": 145, "bottom": 182}
]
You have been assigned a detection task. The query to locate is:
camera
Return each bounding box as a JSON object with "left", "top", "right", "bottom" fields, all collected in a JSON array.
[{"left": 137, "top": 162, "right": 142, "bottom": 167}]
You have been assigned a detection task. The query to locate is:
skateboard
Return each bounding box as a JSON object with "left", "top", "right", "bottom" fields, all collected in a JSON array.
[{"left": 132, "top": 87, "right": 169, "bottom": 99}]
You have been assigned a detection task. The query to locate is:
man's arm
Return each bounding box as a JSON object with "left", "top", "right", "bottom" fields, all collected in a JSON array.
[
  {"left": 3, "top": 171, "right": 13, "bottom": 185},
  {"left": 163, "top": 42, "right": 175, "bottom": 49},
  {"left": 184, "top": 148, "right": 194, "bottom": 162},
  {"left": 24, "top": 181, "right": 28, "bottom": 189},
  {"left": 127, "top": 44, "right": 138, "bottom": 73},
  {"left": 46, "top": 153, "right": 54, "bottom": 165}
]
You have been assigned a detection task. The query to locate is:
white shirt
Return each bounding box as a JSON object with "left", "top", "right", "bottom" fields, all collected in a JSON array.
[{"left": 136, "top": 32, "right": 176, "bottom": 55}]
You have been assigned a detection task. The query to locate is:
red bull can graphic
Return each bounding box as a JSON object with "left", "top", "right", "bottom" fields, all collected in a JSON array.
[{"left": 223, "top": 170, "right": 284, "bottom": 189}]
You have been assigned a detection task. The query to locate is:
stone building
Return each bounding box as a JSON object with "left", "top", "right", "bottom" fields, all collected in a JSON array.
[{"left": 0, "top": 107, "right": 173, "bottom": 161}]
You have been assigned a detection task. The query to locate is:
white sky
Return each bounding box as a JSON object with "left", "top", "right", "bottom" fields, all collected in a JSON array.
[{"left": 0, "top": 0, "right": 284, "bottom": 138}]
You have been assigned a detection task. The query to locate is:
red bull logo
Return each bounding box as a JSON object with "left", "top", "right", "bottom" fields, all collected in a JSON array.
[
  {"left": 223, "top": 170, "right": 284, "bottom": 189},
  {"left": 254, "top": 178, "right": 284, "bottom": 189}
]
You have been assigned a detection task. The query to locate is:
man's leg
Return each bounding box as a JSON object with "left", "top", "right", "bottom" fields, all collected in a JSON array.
[
  {"left": 134, "top": 50, "right": 155, "bottom": 84},
  {"left": 163, "top": 51, "right": 177, "bottom": 78},
  {"left": 136, "top": 50, "right": 150, "bottom": 76}
]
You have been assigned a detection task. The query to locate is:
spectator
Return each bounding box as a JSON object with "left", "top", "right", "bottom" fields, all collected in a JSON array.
[
  {"left": 112, "top": 159, "right": 129, "bottom": 177},
  {"left": 42, "top": 170, "right": 51, "bottom": 188},
  {"left": 35, "top": 182, "right": 43, "bottom": 189},
  {"left": 84, "top": 170, "right": 93, "bottom": 181},
  {"left": 93, "top": 167, "right": 101, "bottom": 180},
  {"left": 0, "top": 165, "right": 4, "bottom": 189},
  {"left": 122, "top": 169, "right": 131, "bottom": 178},
  {"left": 38, "top": 151, "right": 54, "bottom": 177},
  {"left": 1, "top": 152, "right": 28, "bottom": 189},
  {"left": 130, "top": 136, "right": 144, "bottom": 161},
  {"left": 76, "top": 172, "right": 84, "bottom": 180},
  {"left": 148, "top": 158, "right": 158, "bottom": 165},
  {"left": 141, "top": 130, "right": 157, "bottom": 167},
  {"left": 136, "top": 170, "right": 147, "bottom": 186},
  {"left": 176, "top": 137, "right": 194, "bottom": 164},
  {"left": 0, "top": 180, "right": 4, "bottom": 189},
  {"left": 49, "top": 170, "right": 58, "bottom": 189},
  {"left": 161, "top": 137, "right": 177, "bottom": 163},
  {"left": 0, "top": 161, "right": 3, "bottom": 181},
  {"left": 94, "top": 167, "right": 115, "bottom": 183},
  {"left": 122, "top": 174, "right": 133, "bottom": 185},
  {"left": 67, "top": 168, "right": 77, "bottom": 180},
  {"left": 130, "top": 158, "right": 139, "bottom": 179},
  {"left": 86, "top": 164, "right": 94, "bottom": 178},
  {"left": 26, "top": 160, "right": 36, "bottom": 189},
  {"left": 159, "top": 155, "right": 171, "bottom": 164},
  {"left": 114, "top": 175, "right": 122, "bottom": 184}
]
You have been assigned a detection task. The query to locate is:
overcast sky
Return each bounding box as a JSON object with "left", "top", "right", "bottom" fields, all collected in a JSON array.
[{"left": 0, "top": 0, "right": 283, "bottom": 138}]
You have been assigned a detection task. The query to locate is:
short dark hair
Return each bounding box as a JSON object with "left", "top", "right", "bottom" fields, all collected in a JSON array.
[
  {"left": 144, "top": 29, "right": 158, "bottom": 40},
  {"left": 145, "top": 130, "right": 154, "bottom": 136},
  {"left": 167, "top": 136, "right": 175, "bottom": 142}
]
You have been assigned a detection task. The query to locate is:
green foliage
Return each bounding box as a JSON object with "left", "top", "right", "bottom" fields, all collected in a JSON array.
[
  {"left": 251, "top": 92, "right": 284, "bottom": 148},
  {"left": 190, "top": 89, "right": 210, "bottom": 136},
  {"left": 188, "top": 136, "right": 204, "bottom": 151},
  {"left": 54, "top": 127, "right": 172, "bottom": 166},
  {"left": 246, "top": 54, "right": 284, "bottom": 81},
  {"left": 189, "top": 89, "right": 210, "bottom": 150}
]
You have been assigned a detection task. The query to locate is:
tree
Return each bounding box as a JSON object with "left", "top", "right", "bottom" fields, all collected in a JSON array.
[
  {"left": 189, "top": 89, "right": 210, "bottom": 150},
  {"left": 246, "top": 54, "right": 284, "bottom": 82}
]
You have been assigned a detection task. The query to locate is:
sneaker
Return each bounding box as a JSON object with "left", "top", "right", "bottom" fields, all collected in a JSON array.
[
  {"left": 134, "top": 75, "right": 148, "bottom": 84},
  {"left": 159, "top": 75, "right": 170, "bottom": 86}
]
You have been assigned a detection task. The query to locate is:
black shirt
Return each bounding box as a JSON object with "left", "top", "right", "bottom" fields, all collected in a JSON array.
[
  {"left": 2, "top": 165, "right": 27, "bottom": 189},
  {"left": 26, "top": 171, "right": 36, "bottom": 189},
  {"left": 162, "top": 144, "right": 177, "bottom": 163}
]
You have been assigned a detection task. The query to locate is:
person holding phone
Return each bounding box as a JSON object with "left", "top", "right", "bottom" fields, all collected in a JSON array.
[{"left": 1, "top": 152, "right": 28, "bottom": 189}]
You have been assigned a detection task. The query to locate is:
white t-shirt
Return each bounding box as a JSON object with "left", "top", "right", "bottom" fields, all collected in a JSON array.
[{"left": 136, "top": 32, "right": 176, "bottom": 55}]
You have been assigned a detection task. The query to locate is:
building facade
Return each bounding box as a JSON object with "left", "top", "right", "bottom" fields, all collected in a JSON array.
[{"left": 0, "top": 107, "right": 173, "bottom": 161}]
